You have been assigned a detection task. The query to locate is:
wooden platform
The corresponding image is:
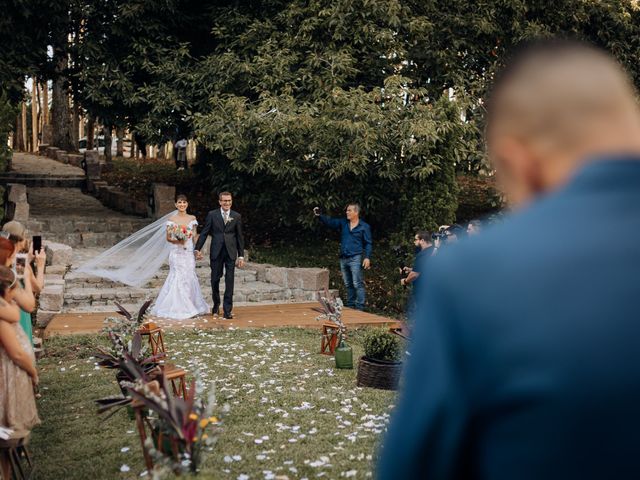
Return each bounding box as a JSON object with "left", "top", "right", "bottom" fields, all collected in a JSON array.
[{"left": 44, "top": 302, "right": 396, "bottom": 337}]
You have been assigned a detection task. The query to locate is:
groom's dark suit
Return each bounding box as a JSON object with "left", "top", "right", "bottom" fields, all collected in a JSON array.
[{"left": 195, "top": 208, "right": 244, "bottom": 317}]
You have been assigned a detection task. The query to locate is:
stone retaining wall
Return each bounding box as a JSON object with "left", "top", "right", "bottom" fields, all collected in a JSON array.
[{"left": 3, "top": 183, "right": 29, "bottom": 223}]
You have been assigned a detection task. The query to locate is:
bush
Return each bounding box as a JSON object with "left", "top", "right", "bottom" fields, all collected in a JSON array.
[
  {"left": 0, "top": 92, "right": 16, "bottom": 173},
  {"left": 363, "top": 328, "right": 403, "bottom": 363},
  {"left": 455, "top": 174, "right": 503, "bottom": 223}
]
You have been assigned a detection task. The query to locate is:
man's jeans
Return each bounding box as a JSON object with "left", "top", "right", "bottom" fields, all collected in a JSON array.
[{"left": 340, "top": 254, "right": 365, "bottom": 310}]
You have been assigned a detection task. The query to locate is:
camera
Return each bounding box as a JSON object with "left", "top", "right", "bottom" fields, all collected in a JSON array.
[{"left": 392, "top": 245, "right": 410, "bottom": 279}]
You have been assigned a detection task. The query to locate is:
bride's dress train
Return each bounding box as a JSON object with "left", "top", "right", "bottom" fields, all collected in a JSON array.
[{"left": 150, "top": 219, "right": 209, "bottom": 320}]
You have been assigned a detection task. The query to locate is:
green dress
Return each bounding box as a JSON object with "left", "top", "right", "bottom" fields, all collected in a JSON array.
[{"left": 17, "top": 280, "right": 33, "bottom": 346}]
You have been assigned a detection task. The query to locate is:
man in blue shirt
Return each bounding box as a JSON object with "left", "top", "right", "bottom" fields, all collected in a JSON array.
[
  {"left": 314, "top": 204, "right": 372, "bottom": 310},
  {"left": 378, "top": 40, "right": 640, "bottom": 480}
]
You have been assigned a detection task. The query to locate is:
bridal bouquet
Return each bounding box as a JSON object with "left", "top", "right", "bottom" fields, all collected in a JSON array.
[{"left": 168, "top": 224, "right": 191, "bottom": 242}]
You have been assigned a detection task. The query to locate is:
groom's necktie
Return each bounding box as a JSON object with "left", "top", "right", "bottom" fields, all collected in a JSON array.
[{"left": 223, "top": 211, "right": 229, "bottom": 224}]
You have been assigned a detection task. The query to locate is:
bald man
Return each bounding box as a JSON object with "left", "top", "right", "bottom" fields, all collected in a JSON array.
[{"left": 377, "top": 40, "right": 640, "bottom": 480}]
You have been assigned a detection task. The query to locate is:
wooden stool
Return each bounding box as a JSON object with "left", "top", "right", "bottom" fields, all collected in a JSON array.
[
  {"left": 133, "top": 403, "right": 155, "bottom": 472},
  {"left": 320, "top": 323, "right": 340, "bottom": 355},
  {"left": 138, "top": 322, "right": 166, "bottom": 355},
  {"left": 162, "top": 364, "right": 188, "bottom": 398},
  {"left": 0, "top": 436, "right": 33, "bottom": 480}
]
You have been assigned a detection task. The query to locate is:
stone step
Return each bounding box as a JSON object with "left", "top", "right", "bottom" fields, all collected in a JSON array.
[
  {"left": 28, "top": 231, "right": 145, "bottom": 248},
  {"left": 62, "top": 280, "right": 301, "bottom": 309},
  {"left": 64, "top": 268, "right": 258, "bottom": 289},
  {"left": 0, "top": 176, "right": 85, "bottom": 188},
  {"left": 27, "top": 217, "right": 150, "bottom": 235}
]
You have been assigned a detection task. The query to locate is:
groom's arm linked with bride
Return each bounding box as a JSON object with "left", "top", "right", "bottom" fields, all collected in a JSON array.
[{"left": 193, "top": 192, "right": 245, "bottom": 318}]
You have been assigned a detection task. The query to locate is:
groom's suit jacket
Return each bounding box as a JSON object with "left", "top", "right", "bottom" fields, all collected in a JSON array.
[{"left": 195, "top": 209, "right": 244, "bottom": 260}]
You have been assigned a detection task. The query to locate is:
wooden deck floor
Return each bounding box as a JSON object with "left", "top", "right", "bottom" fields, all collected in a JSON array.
[{"left": 44, "top": 302, "right": 397, "bottom": 337}]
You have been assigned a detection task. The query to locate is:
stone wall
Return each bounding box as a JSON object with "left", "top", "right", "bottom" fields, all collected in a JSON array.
[
  {"left": 246, "top": 261, "right": 330, "bottom": 299},
  {"left": 36, "top": 244, "right": 72, "bottom": 328},
  {"left": 3, "top": 183, "right": 29, "bottom": 223}
]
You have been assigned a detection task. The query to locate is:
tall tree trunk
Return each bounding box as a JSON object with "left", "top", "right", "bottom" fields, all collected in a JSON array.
[
  {"left": 71, "top": 101, "right": 80, "bottom": 151},
  {"left": 51, "top": 29, "right": 73, "bottom": 151},
  {"left": 21, "top": 102, "right": 27, "bottom": 151},
  {"left": 78, "top": 114, "right": 84, "bottom": 139},
  {"left": 86, "top": 115, "right": 95, "bottom": 150},
  {"left": 15, "top": 113, "right": 22, "bottom": 150},
  {"left": 41, "top": 81, "right": 49, "bottom": 125},
  {"left": 130, "top": 132, "right": 136, "bottom": 158},
  {"left": 116, "top": 126, "right": 124, "bottom": 157},
  {"left": 103, "top": 124, "right": 112, "bottom": 164},
  {"left": 31, "top": 81, "right": 38, "bottom": 152}
]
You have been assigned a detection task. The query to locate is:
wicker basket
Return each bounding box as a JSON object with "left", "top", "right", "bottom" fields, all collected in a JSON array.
[{"left": 356, "top": 356, "right": 402, "bottom": 390}]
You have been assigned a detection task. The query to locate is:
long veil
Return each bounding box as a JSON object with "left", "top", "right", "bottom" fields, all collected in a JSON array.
[{"left": 75, "top": 210, "right": 177, "bottom": 288}]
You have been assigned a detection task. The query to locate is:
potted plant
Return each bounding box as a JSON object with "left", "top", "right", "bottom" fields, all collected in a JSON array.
[
  {"left": 356, "top": 328, "right": 403, "bottom": 390},
  {"left": 95, "top": 331, "right": 166, "bottom": 394}
]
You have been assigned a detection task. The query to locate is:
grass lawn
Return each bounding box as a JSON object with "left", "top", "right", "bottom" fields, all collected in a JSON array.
[{"left": 31, "top": 327, "right": 398, "bottom": 479}]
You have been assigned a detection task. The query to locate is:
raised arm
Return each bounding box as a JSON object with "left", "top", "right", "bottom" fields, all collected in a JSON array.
[
  {"left": 0, "top": 321, "right": 38, "bottom": 383},
  {"left": 11, "top": 274, "right": 36, "bottom": 313},
  {"left": 29, "top": 248, "right": 47, "bottom": 294},
  {"left": 195, "top": 213, "right": 213, "bottom": 252},
  {"left": 318, "top": 214, "right": 343, "bottom": 231}
]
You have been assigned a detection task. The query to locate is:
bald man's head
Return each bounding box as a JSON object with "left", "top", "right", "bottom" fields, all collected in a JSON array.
[{"left": 486, "top": 39, "right": 640, "bottom": 205}]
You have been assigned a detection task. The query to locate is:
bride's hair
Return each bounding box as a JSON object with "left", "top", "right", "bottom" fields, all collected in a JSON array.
[{"left": 175, "top": 194, "right": 188, "bottom": 202}]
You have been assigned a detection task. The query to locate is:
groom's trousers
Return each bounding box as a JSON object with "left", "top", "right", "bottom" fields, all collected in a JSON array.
[{"left": 211, "top": 245, "right": 235, "bottom": 316}]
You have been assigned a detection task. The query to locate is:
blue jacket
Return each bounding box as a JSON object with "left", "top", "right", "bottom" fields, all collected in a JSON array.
[
  {"left": 319, "top": 215, "right": 372, "bottom": 259},
  {"left": 378, "top": 158, "right": 640, "bottom": 480}
]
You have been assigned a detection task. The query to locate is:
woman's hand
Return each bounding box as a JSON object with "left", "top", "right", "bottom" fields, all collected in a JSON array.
[{"left": 34, "top": 247, "right": 46, "bottom": 269}]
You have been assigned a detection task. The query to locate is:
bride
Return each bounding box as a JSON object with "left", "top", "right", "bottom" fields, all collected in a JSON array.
[
  {"left": 150, "top": 195, "right": 209, "bottom": 319},
  {"left": 76, "top": 194, "right": 209, "bottom": 320}
]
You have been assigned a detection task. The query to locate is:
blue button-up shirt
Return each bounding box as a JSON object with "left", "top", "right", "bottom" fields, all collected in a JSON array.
[{"left": 319, "top": 215, "right": 372, "bottom": 259}]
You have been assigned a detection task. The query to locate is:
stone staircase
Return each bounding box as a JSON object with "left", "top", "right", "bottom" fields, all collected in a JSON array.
[
  {"left": 62, "top": 260, "right": 324, "bottom": 313},
  {"left": 26, "top": 216, "right": 150, "bottom": 247},
  {"left": 25, "top": 187, "right": 150, "bottom": 248},
  {"left": 0, "top": 172, "right": 85, "bottom": 188}
]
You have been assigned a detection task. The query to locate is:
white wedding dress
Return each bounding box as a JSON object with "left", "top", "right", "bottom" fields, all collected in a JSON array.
[{"left": 149, "top": 219, "right": 209, "bottom": 320}]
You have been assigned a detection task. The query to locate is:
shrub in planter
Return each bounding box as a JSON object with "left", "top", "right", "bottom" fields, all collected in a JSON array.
[
  {"left": 363, "top": 328, "right": 402, "bottom": 363},
  {"left": 357, "top": 328, "right": 404, "bottom": 390}
]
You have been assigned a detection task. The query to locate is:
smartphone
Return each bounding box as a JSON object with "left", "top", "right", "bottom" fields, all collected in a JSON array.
[
  {"left": 32, "top": 235, "right": 42, "bottom": 254},
  {"left": 14, "top": 253, "right": 27, "bottom": 279}
]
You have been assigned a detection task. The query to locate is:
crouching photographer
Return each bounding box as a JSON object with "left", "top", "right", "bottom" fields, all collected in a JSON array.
[{"left": 400, "top": 231, "right": 434, "bottom": 288}]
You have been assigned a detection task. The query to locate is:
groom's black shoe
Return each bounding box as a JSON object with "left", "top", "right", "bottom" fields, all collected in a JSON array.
[
  {"left": 223, "top": 312, "right": 234, "bottom": 320},
  {"left": 212, "top": 306, "right": 220, "bottom": 318}
]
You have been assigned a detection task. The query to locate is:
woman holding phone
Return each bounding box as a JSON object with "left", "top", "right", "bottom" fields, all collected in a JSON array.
[
  {"left": 0, "top": 265, "right": 40, "bottom": 480},
  {"left": 0, "top": 237, "right": 36, "bottom": 343},
  {"left": 2, "top": 221, "right": 46, "bottom": 294}
]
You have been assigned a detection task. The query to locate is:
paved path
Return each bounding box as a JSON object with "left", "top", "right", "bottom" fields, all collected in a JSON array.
[{"left": 11, "top": 152, "right": 84, "bottom": 176}]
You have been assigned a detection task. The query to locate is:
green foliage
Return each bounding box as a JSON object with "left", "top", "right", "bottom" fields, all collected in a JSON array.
[
  {"left": 0, "top": 92, "right": 15, "bottom": 173},
  {"left": 456, "top": 174, "right": 503, "bottom": 223},
  {"left": 363, "top": 328, "right": 403, "bottom": 362}
]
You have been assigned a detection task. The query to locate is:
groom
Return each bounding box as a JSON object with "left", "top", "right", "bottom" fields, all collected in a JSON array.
[{"left": 195, "top": 192, "right": 245, "bottom": 319}]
